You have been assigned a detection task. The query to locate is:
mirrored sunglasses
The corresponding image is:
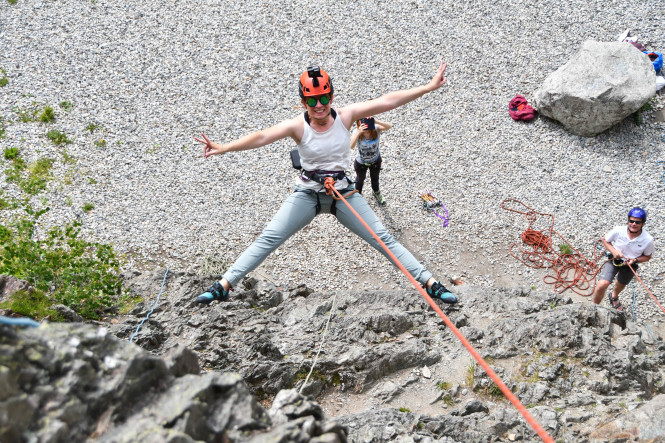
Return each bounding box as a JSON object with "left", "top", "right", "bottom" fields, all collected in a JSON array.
[{"left": 306, "top": 95, "right": 330, "bottom": 107}]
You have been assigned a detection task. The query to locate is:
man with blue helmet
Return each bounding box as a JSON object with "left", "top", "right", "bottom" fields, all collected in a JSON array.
[{"left": 591, "top": 207, "right": 654, "bottom": 311}]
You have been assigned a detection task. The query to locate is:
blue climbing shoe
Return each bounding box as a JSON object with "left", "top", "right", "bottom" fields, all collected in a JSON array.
[
  {"left": 196, "top": 281, "right": 229, "bottom": 304},
  {"left": 427, "top": 281, "right": 458, "bottom": 304}
]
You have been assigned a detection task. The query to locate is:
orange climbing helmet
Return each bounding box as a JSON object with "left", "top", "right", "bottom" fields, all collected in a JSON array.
[{"left": 299, "top": 66, "right": 334, "bottom": 98}]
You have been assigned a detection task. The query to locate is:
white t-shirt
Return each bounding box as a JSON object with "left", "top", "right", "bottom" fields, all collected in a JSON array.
[
  {"left": 295, "top": 110, "right": 352, "bottom": 191},
  {"left": 605, "top": 225, "right": 655, "bottom": 259}
]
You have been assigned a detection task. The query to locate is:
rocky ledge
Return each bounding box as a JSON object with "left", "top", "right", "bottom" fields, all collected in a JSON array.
[{"left": 2, "top": 269, "right": 665, "bottom": 442}]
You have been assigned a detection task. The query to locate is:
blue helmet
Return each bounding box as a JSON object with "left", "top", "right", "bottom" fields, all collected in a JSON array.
[{"left": 628, "top": 207, "right": 647, "bottom": 222}]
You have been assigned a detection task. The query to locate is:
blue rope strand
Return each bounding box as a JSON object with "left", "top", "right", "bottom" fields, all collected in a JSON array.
[
  {"left": 629, "top": 282, "right": 659, "bottom": 342},
  {"left": 130, "top": 269, "right": 169, "bottom": 344},
  {"left": 0, "top": 315, "right": 40, "bottom": 328}
]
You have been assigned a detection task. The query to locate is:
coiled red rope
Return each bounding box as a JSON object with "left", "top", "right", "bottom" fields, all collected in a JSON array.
[
  {"left": 327, "top": 181, "right": 554, "bottom": 443},
  {"left": 501, "top": 199, "right": 606, "bottom": 296}
]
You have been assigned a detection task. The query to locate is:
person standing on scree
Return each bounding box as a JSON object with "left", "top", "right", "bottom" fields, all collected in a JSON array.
[
  {"left": 351, "top": 116, "right": 392, "bottom": 205},
  {"left": 591, "top": 207, "right": 654, "bottom": 311},
  {"left": 194, "top": 62, "right": 458, "bottom": 305}
]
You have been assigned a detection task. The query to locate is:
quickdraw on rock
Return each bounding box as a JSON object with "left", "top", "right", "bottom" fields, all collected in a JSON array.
[{"left": 419, "top": 189, "right": 449, "bottom": 227}]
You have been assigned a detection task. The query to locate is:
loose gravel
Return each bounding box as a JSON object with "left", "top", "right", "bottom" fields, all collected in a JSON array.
[{"left": 1, "top": 0, "right": 664, "bottom": 321}]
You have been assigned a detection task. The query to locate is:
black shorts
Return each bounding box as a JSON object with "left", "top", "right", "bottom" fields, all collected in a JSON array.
[{"left": 598, "top": 260, "right": 638, "bottom": 285}]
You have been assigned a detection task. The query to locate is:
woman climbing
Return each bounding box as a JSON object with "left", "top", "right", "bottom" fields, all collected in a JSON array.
[{"left": 194, "top": 62, "right": 458, "bottom": 305}]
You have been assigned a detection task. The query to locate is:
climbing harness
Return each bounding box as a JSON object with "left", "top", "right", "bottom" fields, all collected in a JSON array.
[
  {"left": 130, "top": 269, "right": 169, "bottom": 344},
  {"left": 321, "top": 180, "right": 553, "bottom": 442},
  {"left": 419, "top": 189, "right": 449, "bottom": 227},
  {"left": 501, "top": 199, "right": 605, "bottom": 296}
]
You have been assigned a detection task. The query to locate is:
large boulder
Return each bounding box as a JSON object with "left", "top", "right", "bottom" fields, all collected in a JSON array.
[{"left": 533, "top": 40, "right": 656, "bottom": 136}]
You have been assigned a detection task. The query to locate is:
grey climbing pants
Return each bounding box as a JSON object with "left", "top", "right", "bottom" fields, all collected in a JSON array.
[{"left": 222, "top": 186, "right": 433, "bottom": 287}]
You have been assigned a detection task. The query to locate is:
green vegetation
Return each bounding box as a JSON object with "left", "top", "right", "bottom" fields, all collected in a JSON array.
[
  {"left": 0, "top": 116, "right": 6, "bottom": 139},
  {"left": 0, "top": 203, "right": 123, "bottom": 319},
  {"left": 442, "top": 394, "right": 454, "bottom": 407},
  {"left": 46, "top": 129, "right": 72, "bottom": 145},
  {"left": 437, "top": 381, "right": 451, "bottom": 390},
  {"left": 60, "top": 149, "right": 76, "bottom": 165},
  {"left": 0, "top": 68, "right": 7, "bottom": 87},
  {"left": 38, "top": 106, "right": 55, "bottom": 123},
  {"left": 0, "top": 289, "right": 62, "bottom": 320},
  {"left": 465, "top": 363, "right": 475, "bottom": 387},
  {"left": 59, "top": 101, "right": 73, "bottom": 112},
  {"left": 118, "top": 293, "right": 143, "bottom": 315},
  {"left": 1, "top": 147, "right": 123, "bottom": 320},
  {"left": 8, "top": 0, "right": 19, "bottom": 5},
  {"left": 398, "top": 407, "right": 411, "bottom": 413},
  {"left": 4, "top": 148, "right": 54, "bottom": 195},
  {"left": 15, "top": 105, "right": 39, "bottom": 123},
  {"left": 88, "top": 177, "right": 97, "bottom": 185},
  {"left": 633, "top": 100, "right": 655, "bottom": 126},
  {"left": 82, "top": 203, "right": 94, "bottom": 212},
  {"left": 85, "top": 122, "right": 100, "bottom": 133},
  {"left": 94, "top": 139, "right": 106, "bottom": 147},
  {"left": 559, "top": 244, "right": 573, "bottom": 255}
]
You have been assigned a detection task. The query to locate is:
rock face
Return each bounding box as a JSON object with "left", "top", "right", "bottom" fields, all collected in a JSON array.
[
  {"left": 3, "top": 270, "right": 665, "bottom": 442},
  {"left": 533, "top": 40, "right": 656, "bottom": 136},
  {"left": 0, "top": 322, "right": 347, "bottom": 442}
]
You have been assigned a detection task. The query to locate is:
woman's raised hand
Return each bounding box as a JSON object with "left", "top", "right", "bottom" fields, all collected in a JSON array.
[
  {"left": 426, "top": 61, "right": 448, "bottom": 92},
  {"left": 195, "top": 133, "right": 225, "bottom": 159}
]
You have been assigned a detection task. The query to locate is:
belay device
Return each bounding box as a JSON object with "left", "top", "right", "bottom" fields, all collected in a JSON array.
[{"left": 419, "top": 189, "right": 449, "bottom": 227}]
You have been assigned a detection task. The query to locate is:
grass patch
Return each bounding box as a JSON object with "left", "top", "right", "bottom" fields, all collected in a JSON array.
[
  {"left": 398, "top": 407, "right": 411, "bottom": 413},
  {"left": 0, "top": 288, "right": 61, "bottom": 320},
  {"left": 0, "top": 116, "right": 6, "bottom": 139},
  {"left": 119, "top": 293, "right": 144, "bottom": 314},
  {"left": 85, "top": 122, "right": 100, "bottom": 133},
  {"left": 437, "top": 381, "right": 451, "bottom": 390},
  {"left": 94, "top": 139, "right": 106, "bottom": 147},
  {"left": 59, "top": 101, "right": 73, "bottom": 112},
  {"left": 82, "top": 203, "right": 94, "bottom": 212},
  {"left": 0, "top": 68, "right": 8, "bottom": 87},
  {"left": 559, "top": 244, "right": 573, "bottom": 255},
  {"left": 15, "top": 105, "right": 39, "bottom": 123},
  {"left": 46, "top": 129, "right": 72, "bottom": 145},
  {"left": 465, "top": 363, "right": 475, "bottom": 387},
  {"left": 60, "top": 150, "right": 76, "bottom": 165},
  {"left": 38, "top": 106, "right": 55, "bottom": 123},
  {"left": 0, "top": 203, "right": 123, "bottom": 319},
  {"left": 633, "top": 100, "right": 656, "bottom": 126},
  {"left": 20, "top": 157, "right": 54, "bottom": 195}
]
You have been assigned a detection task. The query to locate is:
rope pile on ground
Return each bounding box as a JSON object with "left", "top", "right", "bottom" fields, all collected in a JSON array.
[{"left": 501, "top": 199, "right": 606, "bottom": 296}]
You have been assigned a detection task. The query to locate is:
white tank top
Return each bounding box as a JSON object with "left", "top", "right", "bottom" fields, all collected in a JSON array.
[{"left": 295, "top": 110, "right": 352, "bottom": 191}]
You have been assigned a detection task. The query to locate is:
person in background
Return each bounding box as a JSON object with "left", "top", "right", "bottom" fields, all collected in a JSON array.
[
  {"left": 591, "top": 207, "right": 654, "bottom": 311},
  {"left": 351, "top": 116, "right": 392, "bottom": 205}
]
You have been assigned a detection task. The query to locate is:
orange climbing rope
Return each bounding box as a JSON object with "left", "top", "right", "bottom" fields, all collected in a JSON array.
[
  {"left": 325, "top": 179, "right": 554, "bottom": 443},
  {"left": 501, "top": 199, "right": 606, "bottom": 296}
]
